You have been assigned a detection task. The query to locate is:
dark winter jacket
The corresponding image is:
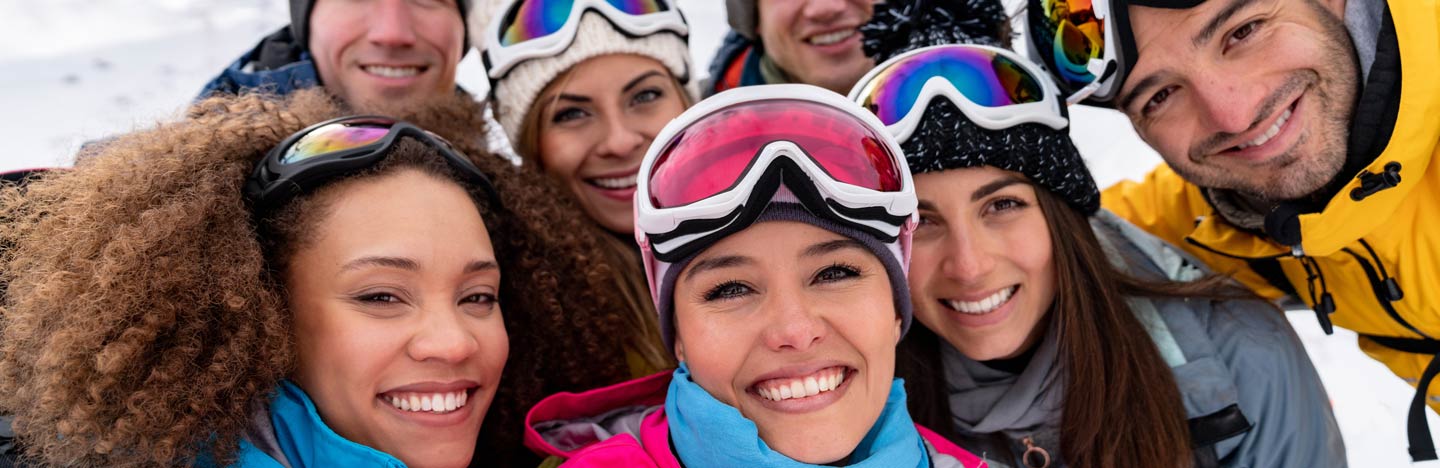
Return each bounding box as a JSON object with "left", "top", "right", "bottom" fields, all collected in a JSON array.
[
  {"left": 703, "top": 31, "right": 772, "bottom": 97},
  {"left": 198, "top": 26, "right": 319, "bottom": 98}
]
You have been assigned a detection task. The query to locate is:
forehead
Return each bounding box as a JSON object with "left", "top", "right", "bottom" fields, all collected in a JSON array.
[{"left": 546, "top": 55, "right": 671, "bottom": 96}]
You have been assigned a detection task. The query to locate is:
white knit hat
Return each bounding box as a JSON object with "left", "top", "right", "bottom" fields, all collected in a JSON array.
[{"left": 470, "top": 1, "right": 694, "bottom": 147}]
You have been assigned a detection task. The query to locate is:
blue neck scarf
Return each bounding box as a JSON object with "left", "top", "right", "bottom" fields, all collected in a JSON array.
[{"left": 666, "top": 363, "right": 930, "bottom": 468}]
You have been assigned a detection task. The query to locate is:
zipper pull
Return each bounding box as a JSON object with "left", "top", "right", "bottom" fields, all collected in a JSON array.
[
  {"left": 1021, "top": 436, "right": 1051, "bottom": 468},
  {"left": 1316, "top": 292, "right": 1336, "bottom": 335},
  {"left": 1384, "top": 278, "right": 1405, "bottom": 301},
  {"left": 1351, "top": 161, "right": 1403, "bottom": 201}
]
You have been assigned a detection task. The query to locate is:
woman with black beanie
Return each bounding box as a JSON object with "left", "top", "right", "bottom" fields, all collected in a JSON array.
[{"left": 850, "top": 2, "right": 1345, "bottom": 467}]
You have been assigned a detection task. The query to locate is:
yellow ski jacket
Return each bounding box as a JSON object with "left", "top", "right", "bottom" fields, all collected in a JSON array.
[{"left": 1105, "top": 0, "right": 1440, "bottom": 421}]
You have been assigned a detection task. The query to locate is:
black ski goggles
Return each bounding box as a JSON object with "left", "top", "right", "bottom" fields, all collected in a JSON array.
[{"left": 245, "top": 116, "right": 502, "bottom": 212}]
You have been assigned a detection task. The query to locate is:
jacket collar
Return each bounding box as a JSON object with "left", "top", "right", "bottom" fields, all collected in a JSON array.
[{"left": 260, "top": 380, "right": 406, "bottom": 468}]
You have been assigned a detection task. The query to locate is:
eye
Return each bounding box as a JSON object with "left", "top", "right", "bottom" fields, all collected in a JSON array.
[
  {"left": 356, "top": 292, "right": 402, "bottom": 304},
  {"left": 461, "top": 292, "right": 499, "bottom": 314},
  {"left": 1227, "top": 19, "right": 1263, "bottom": 47},
  {"left": 703, "top": 281, "right": 753, "bottom": 301},
  {"left": 1141, "top": 86, "right": 1176, "bottom": 117},
  {"left": 985, "top": 196, "right": 1029, "bottom": 215},
  {"left": 631, "top": 88, "right": 663, "bottom": 106},
  {"left": 551, "top": 106, "right": 588, "bottom": 124},
  {"left": 813, "top": 263, "right": 861, "bottom": 284}
]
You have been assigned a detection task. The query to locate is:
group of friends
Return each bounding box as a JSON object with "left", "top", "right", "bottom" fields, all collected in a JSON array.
[{"left": 0, "top": 0, "right": 1434, "bottom": 466}]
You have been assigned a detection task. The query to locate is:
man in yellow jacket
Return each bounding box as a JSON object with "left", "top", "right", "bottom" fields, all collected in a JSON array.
[{"left": 1026, "top": 0, "right": 1439, "bottom": 460}]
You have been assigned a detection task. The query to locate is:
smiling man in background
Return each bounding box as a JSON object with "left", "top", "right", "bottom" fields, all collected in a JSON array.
[
  {"left": 1088, "top": 0, "right": 1440, "bottom": 461},
  {"left": 200, "top": 0, "right": 470, "bottom": 109},
  {"left": 707, "top": 0, "right": 876, "bottom": 95}
]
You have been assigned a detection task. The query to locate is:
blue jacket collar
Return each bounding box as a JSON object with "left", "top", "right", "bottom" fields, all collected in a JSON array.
[{"left": 240, "top": 380, "right": 405, "bottom": 468}]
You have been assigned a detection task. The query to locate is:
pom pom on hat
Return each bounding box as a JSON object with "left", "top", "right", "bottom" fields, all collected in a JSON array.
[{"left": 861, "top": 0, "right": 1009, "bottom": 64}]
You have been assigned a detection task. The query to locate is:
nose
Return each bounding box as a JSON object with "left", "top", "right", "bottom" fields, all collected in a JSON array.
[
  {"left": 939, "top": 223, "right": 997, "bottom": 285},
  {"left": 1191, "top": 66, "right": 1263, "bottom": 136},
  {"left": 596, "top": 114, "right": 646, "bottom": 160},
  {"left": 802, "top": 0, "right": 849, "bottom": 22},
  {"left": 366, "top": 0, "right": 419, "bottom": 48},
  {"left": 407, "top": 304, "right": 481, "bottom": 364},
  {"left": 760, "top": 285, "right": 827, "bottom": 352}
]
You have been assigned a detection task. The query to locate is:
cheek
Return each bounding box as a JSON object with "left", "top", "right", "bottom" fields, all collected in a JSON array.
[
  {"left": 643, "top": 99, "right": 687, "bottom": 134},
  {"left": 294, "top": 309, "right": 399, "bottom": 386},
  {"left": 474, "top": 317, "right": 510, "bottom": 378},
  {"left": 673, "top": 314, "right": 748, "bottom": 406},
  {"left": 417, "top": 11, "right": 464, "bottom": 55},
  {"left": 1011, "top": 219, "right": 1055, "bottom": 285},
  {"left": 538, "top": 130, "right": 590, "bottom": 180},
  {"left": 907, "top": 238, "right": 944, "bottom": 294}
]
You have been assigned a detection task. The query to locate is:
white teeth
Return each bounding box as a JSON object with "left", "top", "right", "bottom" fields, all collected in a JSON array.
[
  {"left": 944, "top": 286, "right": 1016, "bottom": 315},
  {"left": 363, "top": 65, "right": 421, "bottom": 78},
  {"left": 1238, "top": 108, "right": 1292, "bottom": 150},
  {"left": 385, "top": 390, "right": 470, "bottom": 414},
  {"left": 756, "top": 367, "right": 848, "bottom": 402},
  {"left": 807, "top": 29, "right": 855, "bottom": 46},
  {"left": 589, "top": 173, "right": 638, "bottom": 190}
]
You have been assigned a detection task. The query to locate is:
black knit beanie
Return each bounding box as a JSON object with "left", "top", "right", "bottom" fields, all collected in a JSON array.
[
  {"left": 860, "top": 0, "right": 1100, "bottom": 214},
  {"left": 290, "top": 0, "right": 472, "bottom": 56}
]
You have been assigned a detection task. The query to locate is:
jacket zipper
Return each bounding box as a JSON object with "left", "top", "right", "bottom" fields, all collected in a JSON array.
[{"left": 1339, "top": 247, "right": 1429, "bottom": 339}]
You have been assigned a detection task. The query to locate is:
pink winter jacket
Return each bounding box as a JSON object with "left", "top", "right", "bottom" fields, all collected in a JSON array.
[{"left": 524, "top": 372, "right": 988, "bottom": 468}]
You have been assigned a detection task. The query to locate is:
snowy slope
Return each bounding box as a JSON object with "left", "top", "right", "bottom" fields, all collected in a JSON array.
[{"left": 0, "top": 2, "right": 1434, "bottom": 465}]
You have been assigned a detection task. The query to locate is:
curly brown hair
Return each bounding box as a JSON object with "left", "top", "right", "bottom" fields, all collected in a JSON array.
[{"left": 0, "top": 89, "right": 634, "bottom": 466}]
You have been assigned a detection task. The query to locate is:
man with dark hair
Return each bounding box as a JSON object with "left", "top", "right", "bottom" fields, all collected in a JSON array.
[
  {"left": 707, "top": 0, "right": 1008, "bottom": 97},
  {"left": 707, "top": 0, "right": 878, "bottom": 96},
  {"left": 200, "top": 0, "right": 471, "bottom": 109},
  {"left": 1048, "top": 0, "right": 1439, "bottom": 460}
]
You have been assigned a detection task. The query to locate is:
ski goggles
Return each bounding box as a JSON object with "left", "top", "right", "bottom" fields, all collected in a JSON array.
[
  {"left": 245, "top": 116, "right": 501, "bottom": 212},
  {"left": 1024, "top": 0, "right": 1129, "bottom": 104},
  {"left": 482, "top": 0, "right": 688, "bottom": 80},
  {"left": 848, "top": 44, "right": 1068, "bottom": 143},
  {"left": 636, "top": 85, "right": 916, "bottom": 264}
]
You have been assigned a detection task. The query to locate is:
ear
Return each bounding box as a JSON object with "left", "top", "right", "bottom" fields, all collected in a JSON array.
[
  {"left": 674, "top": 338, "right": 686, "bottom": 363},
  {"left": 893, "top": 317, "right": 903, "bottom": 345}
]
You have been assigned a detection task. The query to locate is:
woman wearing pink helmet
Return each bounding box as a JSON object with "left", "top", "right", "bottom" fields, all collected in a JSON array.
[{"left": 521, "top": 84, "right": 987, "bottom": 467}]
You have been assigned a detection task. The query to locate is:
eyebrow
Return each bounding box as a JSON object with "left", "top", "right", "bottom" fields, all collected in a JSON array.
[
  {"left": 623, "top": 70, "right": 665, "bottom": 93},
  {"left": 683, "top": 255, "right": 751, "bottom": 281},
  {"left": 342, "top": 256, "right": 418, "bottom": 272},
  {"left": 555, "top": 93, "right": 591, "bottom": 103},
  {"left": 1120, "top": 0, "right": 1255, "bottom": 112},
  {"left": 1119, "top": 73, "right": 1162, "bottom": 111},
  {"left": 340, "top": 256, "right": 498, "bottom": 275},
  {"left": 802, "top": 239, "right": 866, "bottom": 258},
  {"left": 1194, "top": 0, "right": 1256, "bottom": 48},
  {"left": 971, "top": 176, "right": 1028, "bottom": 201},
  {"left": 463, "top": 260, "right": 500, "bottom": 275}
]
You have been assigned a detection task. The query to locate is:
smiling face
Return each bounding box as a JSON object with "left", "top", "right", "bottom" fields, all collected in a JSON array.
[
  {"left": 285, "top": 169, "right": 508, "bottom": 468},
  {"left": 908, "top": 167, "right": 1055, "bottom": 361},
  {"left": 756, "top": 0, "right": 875, "bottom": 94},
  {"left": 308, "top": 0, "right": 465, "bottom": 110},
  {"left": 1117, "top": 0, "right": 1356, "bottom": 203},
  {"left": 672, "top": 221, "right": 901, "bottom": 464},
  {"left": 533, "top": 54, "right": 689, "bottom": 234}
]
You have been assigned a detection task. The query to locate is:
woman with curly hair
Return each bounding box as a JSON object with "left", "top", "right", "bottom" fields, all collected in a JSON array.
[{"left": 0, "top": 88, "right": 635, "bottom": 467}]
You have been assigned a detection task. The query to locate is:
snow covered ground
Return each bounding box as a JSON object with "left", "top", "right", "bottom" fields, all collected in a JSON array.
[{"left": 0, "top": 1, "right": 1434, "bottom": 465}]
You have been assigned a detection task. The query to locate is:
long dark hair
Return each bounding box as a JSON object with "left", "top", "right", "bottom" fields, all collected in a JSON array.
[{"left": 899, "top": 186, "right": 1234, "bottom": 468}]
